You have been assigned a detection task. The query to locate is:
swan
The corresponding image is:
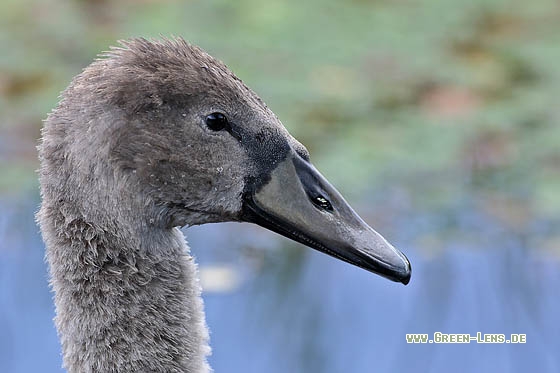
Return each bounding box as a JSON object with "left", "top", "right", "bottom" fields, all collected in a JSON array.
[{"left": 37, "top": 37, "right": 411, "bottom": 373}]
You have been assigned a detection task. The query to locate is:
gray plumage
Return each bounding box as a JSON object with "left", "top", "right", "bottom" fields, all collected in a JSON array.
[
  {"left": 38, "top": 37, "right": 411, "bottom": 373},
  {"left": 38, "top": 38, "right": 296, "bottom": 372}
]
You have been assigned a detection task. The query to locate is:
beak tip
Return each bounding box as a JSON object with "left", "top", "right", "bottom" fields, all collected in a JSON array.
[
  {"left": 399, "top": 256, "right": 412, "bottom": 285},
  {"left": 400, "top": 271, "right": 411, "bottom": 285}
]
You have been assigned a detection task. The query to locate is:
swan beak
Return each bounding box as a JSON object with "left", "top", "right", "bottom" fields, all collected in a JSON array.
[{"left": 241, "top": 150, "right": 411, "bottom": 285}]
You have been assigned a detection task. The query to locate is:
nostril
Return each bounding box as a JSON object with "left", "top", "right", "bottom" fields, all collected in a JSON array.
[{"left": 310, "top": 194, "right": 333, "bottom": 212}]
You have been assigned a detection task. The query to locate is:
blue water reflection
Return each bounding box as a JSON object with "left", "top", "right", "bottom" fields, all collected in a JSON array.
[{"left": 0, "top": 193, "right": 558, "bottom": 373}]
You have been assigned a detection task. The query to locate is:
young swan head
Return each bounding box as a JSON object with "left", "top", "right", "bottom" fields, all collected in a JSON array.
[{"left": 42, "top": 38, "right": 411, "bottom": 284}]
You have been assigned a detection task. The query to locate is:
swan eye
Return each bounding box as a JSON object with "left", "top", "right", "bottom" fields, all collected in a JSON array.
[{"left": 205, "top": 112, "right": 228, "bottom": 131}]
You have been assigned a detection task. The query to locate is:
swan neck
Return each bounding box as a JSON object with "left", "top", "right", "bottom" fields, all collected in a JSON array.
[{"left": 39, "top": 199, "right": 211, "bottom": 372}]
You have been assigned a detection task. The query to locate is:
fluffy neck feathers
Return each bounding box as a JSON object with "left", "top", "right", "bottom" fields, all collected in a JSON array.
[{"left": 38, "top": 195, "right": 211, "bottom": 372}]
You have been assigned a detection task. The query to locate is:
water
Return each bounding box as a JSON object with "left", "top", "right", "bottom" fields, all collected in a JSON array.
[{"left": 0, "top": 192, "right": 558, "bottom": 373}]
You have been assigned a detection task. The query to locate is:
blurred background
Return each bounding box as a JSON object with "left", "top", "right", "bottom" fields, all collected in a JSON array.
[{"left": 1, "top": 0, "right": 559, "bottom": 372}]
